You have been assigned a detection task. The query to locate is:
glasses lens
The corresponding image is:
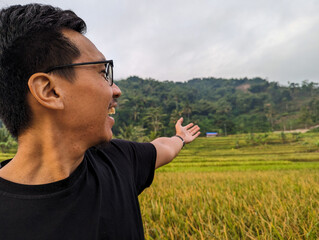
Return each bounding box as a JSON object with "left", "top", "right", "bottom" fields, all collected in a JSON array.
[{"left": 107, "top": 63, "right": 113, "bottom": 86}]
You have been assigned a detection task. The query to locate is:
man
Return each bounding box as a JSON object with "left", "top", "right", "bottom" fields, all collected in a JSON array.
[{"left": 0, "top": 4, "right": 200, "bottom": 239}]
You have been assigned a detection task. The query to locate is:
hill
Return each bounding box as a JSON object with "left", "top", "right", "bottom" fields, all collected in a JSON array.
[{"left": 113, "top": 76, "right": 319, "bottom": 139}]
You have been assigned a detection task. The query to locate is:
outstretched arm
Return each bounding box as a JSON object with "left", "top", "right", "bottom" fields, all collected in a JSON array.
[{"left": 151, "top": 117, "right": 200, "bottom": 169}]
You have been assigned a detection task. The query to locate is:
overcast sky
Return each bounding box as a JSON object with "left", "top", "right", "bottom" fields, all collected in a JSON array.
[{"left": 1, "top": 0, "right": 318, "bottom": 84}]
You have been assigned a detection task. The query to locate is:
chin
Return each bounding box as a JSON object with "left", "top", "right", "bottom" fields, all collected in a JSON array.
[
  {"left": 87, "top": 128, "right": 112, "bottom": 148},
  {"left": 102, "top": 128, "right": 113, "bottom": 143},
  {"left": 90, "top": 133, "right": 112, "bottom": 150}
]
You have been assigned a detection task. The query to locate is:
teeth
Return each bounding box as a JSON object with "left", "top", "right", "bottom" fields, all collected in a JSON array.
[{"left": 108, "top": 107, "right": 116, "bottom": 115}]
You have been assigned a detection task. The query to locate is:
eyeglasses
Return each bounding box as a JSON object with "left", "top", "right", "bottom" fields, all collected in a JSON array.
[{"left": 44, "top": 60, "right": 114, "bottom": 86}]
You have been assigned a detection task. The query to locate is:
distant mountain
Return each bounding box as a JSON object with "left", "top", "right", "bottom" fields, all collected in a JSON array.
[{"left": 112, "top": 76, "right": 318, "bottom": 139}]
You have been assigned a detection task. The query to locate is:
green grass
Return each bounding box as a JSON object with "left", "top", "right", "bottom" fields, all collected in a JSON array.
[{"left": 158, "top": 132, "right": 319, "bottom": 172}]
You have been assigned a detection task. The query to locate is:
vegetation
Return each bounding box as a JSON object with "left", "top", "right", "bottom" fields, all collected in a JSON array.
[
  {"left": 140, "top": 170, "right": 319, "bottom": 239},
  {"left": 139, "top": 132, "right": 319, "bottom": 239},
  {"left": 113, "top": 77, "right": 319, "bottom": 139},
  {"left": 156, "top": 132, "right": 319, "bottom": 172},
  {"left": 0, "top": 126, "right": 17, "bottom": 153}
]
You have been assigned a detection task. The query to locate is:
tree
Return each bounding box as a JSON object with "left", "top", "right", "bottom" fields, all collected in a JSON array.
[
  {"left": 114, "top": 76, "right": 318, "bottom": 135},
  {"left": 264, "top": 104, "right": 275, "bottom": 131},
  {"left": 142, "top": 107, "right": 166, "bottom": 138},
  {"left": 182, "top": 102, "right": 192, "bottom": 122},
  {"left": 298, "top": 106, "right": 313, "bottom": 129}
]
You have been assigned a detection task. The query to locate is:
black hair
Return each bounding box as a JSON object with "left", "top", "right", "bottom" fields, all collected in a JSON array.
[{"left": 0, "top": 4, "right": 87, "bottom": 137}]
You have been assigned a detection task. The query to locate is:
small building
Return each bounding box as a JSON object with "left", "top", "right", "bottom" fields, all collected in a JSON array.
[{"left": 206, "top": 132, "right": 218, "bottom": 137}]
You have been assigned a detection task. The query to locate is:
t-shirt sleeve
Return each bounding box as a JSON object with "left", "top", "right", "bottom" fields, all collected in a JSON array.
[
  {"left": 108, "top": 139, "right": 157, "bottom": 195},
  {"left": 128, "top": 141, "right": 157, "bottom": 194}
]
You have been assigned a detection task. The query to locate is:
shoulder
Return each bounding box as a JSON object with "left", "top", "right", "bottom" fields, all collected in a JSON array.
[
  {"left": 94, "top": 139, "right": 155, "bottom": 155},
  {"left": 86, "top": 139, "right": 156, "bottom": 161},
  {"left": 84, "top": 139, "right": 156, "bottom": 180}
]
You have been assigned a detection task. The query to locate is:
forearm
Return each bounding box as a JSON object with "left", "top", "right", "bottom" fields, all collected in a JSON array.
[
  {"left": 151, "top": 117, "right": 200, "bottom": 169},
  {"left": 151, "top": 136, "right": 184, "bottom": 169}
]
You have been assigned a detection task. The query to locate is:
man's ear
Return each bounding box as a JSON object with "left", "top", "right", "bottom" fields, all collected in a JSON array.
[{"left": 28, "top": 73, "right": 64, "bottom": 110}]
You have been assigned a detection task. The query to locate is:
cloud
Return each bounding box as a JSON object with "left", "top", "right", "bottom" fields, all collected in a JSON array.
[{"left": 1, "top": 0, "right": 318, "bottom": 84}]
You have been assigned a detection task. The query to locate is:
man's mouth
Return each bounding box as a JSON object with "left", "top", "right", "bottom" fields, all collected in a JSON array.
[{"left": 108, "top": 107, "right": 116, "bottom": 115}]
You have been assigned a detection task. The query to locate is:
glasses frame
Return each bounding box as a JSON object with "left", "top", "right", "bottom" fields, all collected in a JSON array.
[{"left": 44, "top": 60, "right": 114, "bottom": 86}]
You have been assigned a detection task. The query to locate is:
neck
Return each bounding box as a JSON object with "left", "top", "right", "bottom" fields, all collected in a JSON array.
[{"left": 0, "top": 129, "right": 87, "bottom": 185}]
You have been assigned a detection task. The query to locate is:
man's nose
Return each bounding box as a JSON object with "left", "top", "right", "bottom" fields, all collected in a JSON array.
[{"left": 112, "top": 83, "right": 122, "bottom": 99}]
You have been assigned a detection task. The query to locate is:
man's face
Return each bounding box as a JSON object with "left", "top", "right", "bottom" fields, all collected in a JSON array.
[{"left": 57, "top": 29, "right": 121, "bottom": 146}]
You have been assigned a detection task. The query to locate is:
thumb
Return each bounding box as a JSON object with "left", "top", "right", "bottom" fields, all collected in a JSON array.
[{"left": 176, "top": 117, "right": 183, "bottom": 127}]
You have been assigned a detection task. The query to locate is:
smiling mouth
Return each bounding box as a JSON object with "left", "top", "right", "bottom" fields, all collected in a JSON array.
[{"left": 108, "top": 107, "right": 116, "bottom": 115}]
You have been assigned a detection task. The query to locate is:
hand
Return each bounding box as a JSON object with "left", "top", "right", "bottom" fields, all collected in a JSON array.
[{"left": 175, "top": 117, "right": 200, "bottom": 144}]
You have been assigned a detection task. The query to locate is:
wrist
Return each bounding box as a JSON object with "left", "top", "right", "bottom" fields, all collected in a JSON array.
[{"left": 174, "top": 135, "right": 185, "bottom": 148}]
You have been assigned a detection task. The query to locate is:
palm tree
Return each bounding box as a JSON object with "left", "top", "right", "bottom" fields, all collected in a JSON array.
[{"left": 143, "top": 107, "right": 166, "bottom": 138}]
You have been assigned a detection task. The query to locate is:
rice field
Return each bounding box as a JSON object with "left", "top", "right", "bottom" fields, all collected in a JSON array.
[
  {"left": 140, "top": 171, "right": 319, "bottom": 239},
  {"left": 157, "top": 132, "right": 319, "bottom": 172},
  {"left": 140, "top": 133, "right": 319, "bottom": 239}
]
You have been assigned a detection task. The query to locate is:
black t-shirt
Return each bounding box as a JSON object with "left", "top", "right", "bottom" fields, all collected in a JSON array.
[{"left": 0, "top": 139, "right": 156, "bottom": 240}]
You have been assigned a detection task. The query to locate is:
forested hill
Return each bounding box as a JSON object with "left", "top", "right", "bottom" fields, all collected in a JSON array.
[{"left": 113, "top": 76, "right": 319, "bottom": 140}]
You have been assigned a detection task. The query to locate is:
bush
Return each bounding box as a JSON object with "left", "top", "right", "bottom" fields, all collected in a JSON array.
[{"left": 0, "top": 126, "right": 17, "bottom": 153}]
